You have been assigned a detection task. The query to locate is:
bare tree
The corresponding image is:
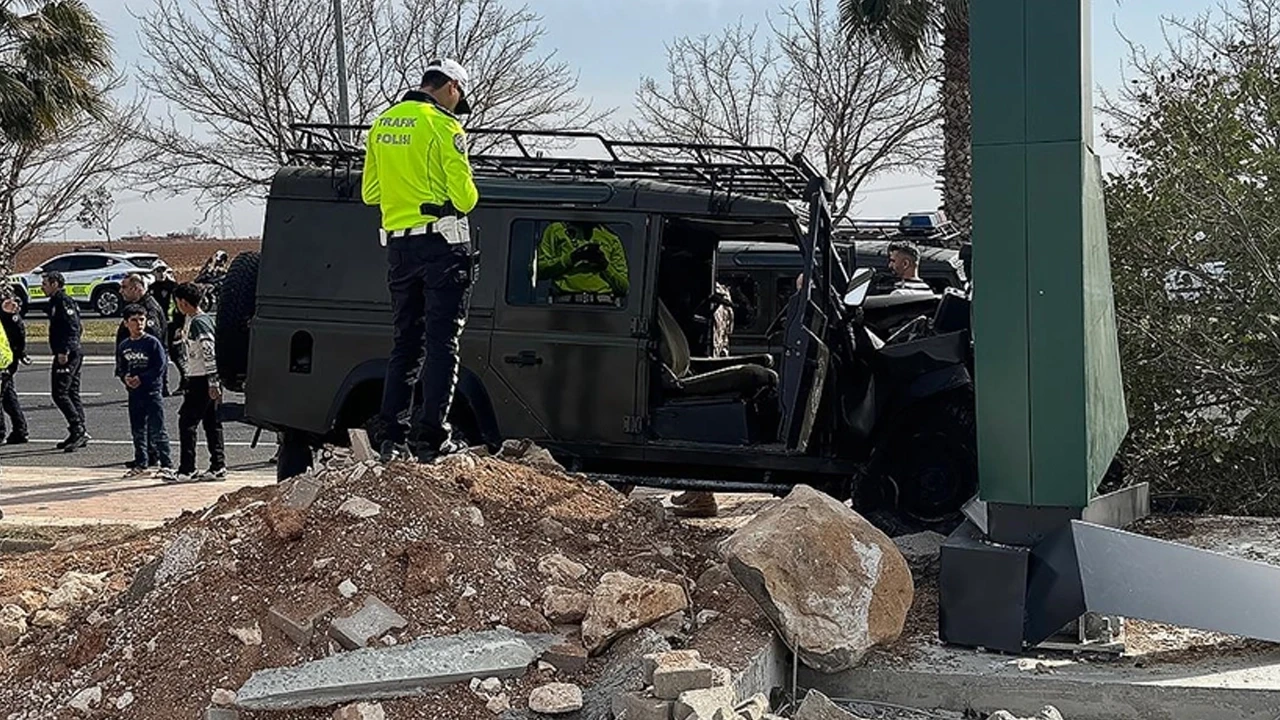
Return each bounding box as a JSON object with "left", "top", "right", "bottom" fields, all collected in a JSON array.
[
  {"left": 130, "top": 0, "right": 608, "bottom": 207},
  {"left": 629, "top": 0, "right": 937, "bottom": 220},
  {"left": 76, "top": 185, "right": 118, "bottom": 246},
  {"left": 1, "top": 94, "right": 140, "bottom": 271}
]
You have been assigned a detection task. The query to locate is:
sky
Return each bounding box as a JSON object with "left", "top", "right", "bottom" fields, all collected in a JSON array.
[{"left": 71, "top": 0, "right": 1210, "bottom": 242}]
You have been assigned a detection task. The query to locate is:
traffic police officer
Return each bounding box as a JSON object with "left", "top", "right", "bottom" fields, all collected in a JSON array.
[{"left": 362, "top": 58, "right": 479, "bottom": 462}]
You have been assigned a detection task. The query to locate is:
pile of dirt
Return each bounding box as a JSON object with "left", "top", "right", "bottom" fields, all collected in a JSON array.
[{"left": 0, "top": 446, "right": 772, "bottom": 719}]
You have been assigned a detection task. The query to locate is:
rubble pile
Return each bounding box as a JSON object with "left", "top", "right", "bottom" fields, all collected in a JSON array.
[{"left": 0, "top": 441, "right": 777, "bottom": 719}]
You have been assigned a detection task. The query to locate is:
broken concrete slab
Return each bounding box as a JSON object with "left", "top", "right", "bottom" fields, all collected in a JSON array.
[
  {"left": 673, "top": 685, "right": 736, "bottom": 720},
  {"left": 267, "top": 600, "right": 337, "bottom": 646},
  {"left": 542, "top": 642, "right": 588, "bottom": 674},
  {"left": 205, "top": 707, "right": 239, "bottom": 720},
  {"left": 613, "top": 691, "right": 673, "bottom": 720},
  {"left": 155, "top": 529, "right": 208, "bottom": 588},
  {"left": 282, "top": 475, "right": 324, "bottom": 511},
  {"left": 348, "top": 429, "right": 376, "bottom": 463},
  {"left": 236, "top": 629, "right": 556, "bottom": 710},
  {"left": 799, "top": 633, "right": 1280, "bottom": 720},
  {"left": 328, "top": 596, "right": 407, "bottom": 650},
  {"left": 581, "top": 628, "right": 671, "bottom": 720},
  {"left": 653, "top": 659, "right": 715, "bottom": 700}
]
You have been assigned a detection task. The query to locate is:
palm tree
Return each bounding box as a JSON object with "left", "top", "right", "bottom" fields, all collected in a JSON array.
[
  {"left": 0, "top": 0, "right": 112, "bottom": 146},
  {"left": 840, "top": 0, "right": 970, "bottom": 233}
]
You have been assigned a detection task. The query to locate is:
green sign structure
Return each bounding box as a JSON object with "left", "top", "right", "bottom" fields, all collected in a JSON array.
[
  {"left": 941, "top": 0, "right": 1280, "bottom": 656},
  {"left": 970, "top": 0, "right": 1127, "bottom": 509}
]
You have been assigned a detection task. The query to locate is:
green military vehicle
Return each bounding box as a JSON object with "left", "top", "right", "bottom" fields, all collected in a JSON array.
[{"left": 216, "top": 128, "right": 977, "bottom": 527}]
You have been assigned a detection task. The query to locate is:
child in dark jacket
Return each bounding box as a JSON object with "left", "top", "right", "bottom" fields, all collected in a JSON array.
[{"left": 117, "top": 305, "right": 174, "bottom": 479}]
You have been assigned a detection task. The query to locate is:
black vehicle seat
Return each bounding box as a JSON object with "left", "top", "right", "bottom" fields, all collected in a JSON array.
[{"left": 656, "top": 300, "right": 778, "bottom": 396}]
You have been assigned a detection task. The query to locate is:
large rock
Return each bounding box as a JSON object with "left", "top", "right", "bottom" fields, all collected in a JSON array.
[
  {"left": 0, "top": 605, "right": 27, "bottom": 647},
  {"left": 720, "top": 485, "right": 912, "bottom": 673},
  {"left": 581, "top": 572, "right": 687, "bottom": 654}
]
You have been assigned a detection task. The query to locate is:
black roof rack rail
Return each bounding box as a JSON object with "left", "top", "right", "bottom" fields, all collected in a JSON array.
[
  {"left": 285, "top": 123, "right": 828, "bottom": 204},
  {"left": 832, "top": 213, "right": 968, "bottom": 248}
]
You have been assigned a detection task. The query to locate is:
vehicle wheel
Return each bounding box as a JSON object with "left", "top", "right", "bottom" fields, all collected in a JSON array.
[
  {"left": 276, "top": 431, "right": 313, "bottom": 482},
  {"left": 93, "top": 286, "right": 123, "bottom": 317},
  {"left": 216, "top": 252, "right": 259, "bottom": 393},
  {"left": 872, "top": 387, "right": 977, "bottom": 528}
]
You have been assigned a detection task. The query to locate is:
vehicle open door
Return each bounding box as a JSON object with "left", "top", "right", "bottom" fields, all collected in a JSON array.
[{"left": 778, "top": 179, "right": 841, "bottom": 452}]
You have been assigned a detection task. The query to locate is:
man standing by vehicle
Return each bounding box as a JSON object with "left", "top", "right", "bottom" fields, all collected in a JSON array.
[
  {"left": 172, "top": 283, "right": 226, "bottom": 482},
  {"left": 362, "top": 58, "right": 479, "bottom": 463},
  {"left": 44, "top": 271, "right": 88, "bottom": 451},
  {"left": 887, "top": 241, "right": 933, "bottom": 295},
  {"left": 0, "top": 292, "right": 28, "bottom": 445}
]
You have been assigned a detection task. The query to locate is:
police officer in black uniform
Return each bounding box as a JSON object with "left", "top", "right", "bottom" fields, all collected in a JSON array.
[{"left": 43, "top": 271, "right": 88, "bottom": 451}]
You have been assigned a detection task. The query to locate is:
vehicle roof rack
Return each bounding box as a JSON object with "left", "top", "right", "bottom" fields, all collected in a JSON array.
[
  {"left": 286, "top": 124, "right": 826, "bottom": 204},
  {"left": 833, "top": 213, "right": 968, "bottom": 248}
]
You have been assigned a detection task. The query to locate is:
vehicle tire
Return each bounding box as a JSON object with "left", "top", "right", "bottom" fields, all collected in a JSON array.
[
  {"left": 871, "top": 387, "right": 977, "bottom": 528},
  {"left": 276, "top": 430, "right": 313, "bottom": 482},
  {"left": 217, "top": 252, "right": 259, "bottom": 393},
  {"left": 92, "top": 286, "right": 123, "bottom": 317}
]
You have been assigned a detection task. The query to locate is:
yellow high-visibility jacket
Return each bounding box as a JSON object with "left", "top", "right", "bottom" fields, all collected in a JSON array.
[
  {"left": 0, "top": 322, "right": 11, "bottom": 369},
  {"left": 535, "top": 222, "right": 630, "bottom": 295},
  {"left": 362, "top": 91, "right": 479, "bottom": 231}
]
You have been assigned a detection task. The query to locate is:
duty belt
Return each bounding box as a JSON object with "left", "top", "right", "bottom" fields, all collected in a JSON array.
[{"left": 384, "top": 223, "right": 442, "bottom": 240}]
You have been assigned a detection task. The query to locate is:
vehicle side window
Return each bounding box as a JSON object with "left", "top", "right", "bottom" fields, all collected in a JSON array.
[
  {"left": 40, "top": 257, "right": 73, "bottom": 273},
  {"left": 777, "top": 275, "right": 798, "bottom": 310},
  {"left": 719, "top": 272, "right": 758, "bottom": 326},
  {"left": 507, "top": 219, "right": 633, "bottom": 308},
  {"left": 66, "top": 256, "right": 109, "bottom": 272}
]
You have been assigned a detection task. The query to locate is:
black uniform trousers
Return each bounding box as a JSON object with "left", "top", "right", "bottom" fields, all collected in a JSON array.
[
  {"left": 178, "top": 375, "right": 226, "bottom": 475},
  {"left": 51, "top": 351, "right": 86, "bottom": 435},
  {"left": 0, "top": 364, "right": 27, "bottom": 438},
  {"left": 378, "top": 233, "right": 473, "bottom": 449}
]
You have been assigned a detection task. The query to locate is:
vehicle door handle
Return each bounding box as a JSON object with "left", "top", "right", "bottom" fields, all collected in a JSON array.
[{"left": 504, "top": 350, "right": 542, "bottom": 367}]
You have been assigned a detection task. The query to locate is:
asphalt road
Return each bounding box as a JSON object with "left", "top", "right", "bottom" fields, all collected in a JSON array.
[{"left": 0, "top": 355, "right": 277, "bottom": 472}]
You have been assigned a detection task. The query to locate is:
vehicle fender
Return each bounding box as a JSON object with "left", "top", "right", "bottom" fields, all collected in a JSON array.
[{"left": 326, "top": 359, "right": 501, "bottom": 445}]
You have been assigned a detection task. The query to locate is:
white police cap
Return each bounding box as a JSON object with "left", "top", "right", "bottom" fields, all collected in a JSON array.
[{"left": 424, "top": 58, "right": 472, "bottom": 115}]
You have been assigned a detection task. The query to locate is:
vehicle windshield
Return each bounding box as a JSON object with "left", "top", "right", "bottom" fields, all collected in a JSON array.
[{"left": 128, "top": 255, "right": 160, "bottom": 269}]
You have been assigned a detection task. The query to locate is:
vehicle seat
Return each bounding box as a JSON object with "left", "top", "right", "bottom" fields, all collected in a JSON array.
[{"left": 656, "top": 300, "right": 778, "bottom": 397}]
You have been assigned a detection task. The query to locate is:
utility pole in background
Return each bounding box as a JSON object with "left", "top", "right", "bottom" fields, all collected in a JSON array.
[{"left": 333, "top": 0, "right": 351, "bottom": 141}]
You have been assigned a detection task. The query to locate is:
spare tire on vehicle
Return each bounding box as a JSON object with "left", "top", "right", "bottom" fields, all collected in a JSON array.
[{"left": 216, "top": 251, "right": 259, "bottom": 393}]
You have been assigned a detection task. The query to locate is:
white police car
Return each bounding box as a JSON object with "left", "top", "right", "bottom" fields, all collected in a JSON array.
[{"left": 7, "top": 249, "right": 161, "bottom": 317}]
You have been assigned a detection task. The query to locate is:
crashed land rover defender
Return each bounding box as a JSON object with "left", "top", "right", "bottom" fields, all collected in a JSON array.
[{"left": 216, "top": 127, "right": 978, "bottom": 528}]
